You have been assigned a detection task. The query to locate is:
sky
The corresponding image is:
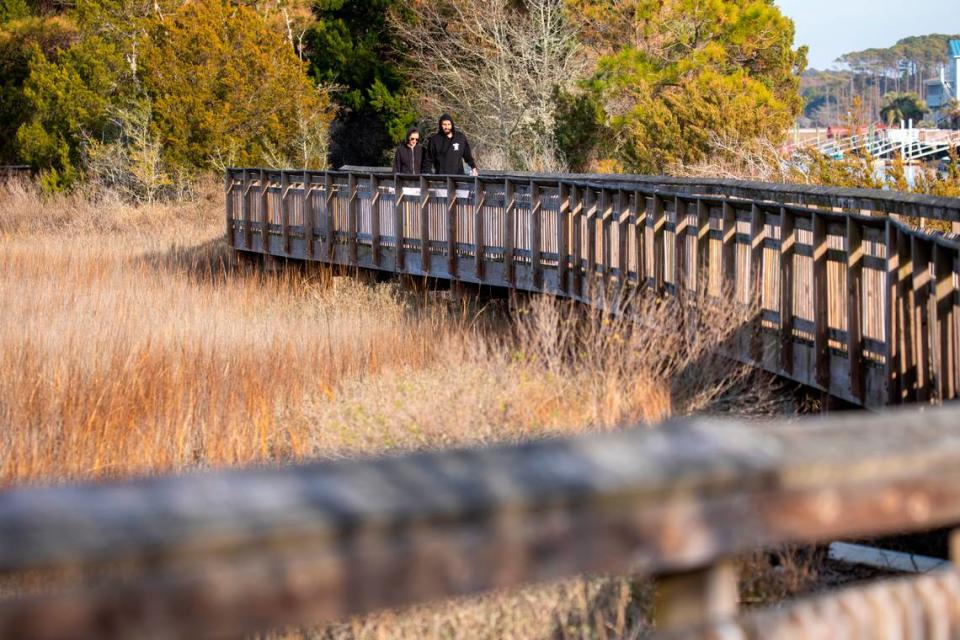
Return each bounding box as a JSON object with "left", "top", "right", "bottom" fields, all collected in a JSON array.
[{"left": 776, "top": 0, "right": 960, "bottom": 69}]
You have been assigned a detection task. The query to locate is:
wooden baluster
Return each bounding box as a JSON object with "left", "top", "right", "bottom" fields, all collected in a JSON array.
[
  {"left": 303, "top": 171, "right": 314, "bottom": 259},
  {"left": 721, "top": 201, "right": 736, "bottom": 299},
  {"left": 912, "top": 235, "right": 932, "bottom": 403},
  {"left": 347, "top": 174, "right": 359, "bottom": 265},
  {"left": 324, "top": 173, "right": 335, "bottom": 259},
  {"left": 370, "top": 174, "right": 381, "bottom": 267},
  {"left": 572, "top": 184, "right": 582, "bottom": 297},
  {"left": 530, "top": 180, "right": 542, "bottom": 290},
  {"left": 420, "top": 176, "right": 430, "bottom": 275},
  {"left": 557, "top": 181, "right": 570, "bottom": 294},
  {"left": 934, "top": 243, "right": 957, "bottom": 402},
  {"left": 585, "top": 188, "right": 597, "bottom": 295},
  {"left": 600, "top": 188, "right": 611, "bottom": 290},
  {"left": 260, "top": 169, "right": 270, "bottom": 253},
  {"left": 504, "top": 179, "right": 515, "bottom": 287},
  {"left": 695, "top": 198, "right": 710, "bottom": 295},
  {"left": 474, "top": 178, "right": 485, "bottom": 282},
  {"left": 447, "top": 177, "right": 457, "bottom": 278},
  {"left": 636, "top": 192, "right": 647, "bottom": 288},
  {"left": 748, "top": 204, "right": 765, "bottom": 362},
  {"left": 780, "top": 207, "right": 796, "bottom": 378},
  {"left": 225, "top": 171, "right": 235, "bottom": 248},
  {"left": 242, "top": 169, "right": 252, "bottom": 250},
  {"left": 651, "top": 194, "right": 666, "bottom": 294},
  {"left": 617, "top": 189, "right": 629, "bottom": 288},
  {"left": 674, "top": 196, "right": 688, "bottom": 294},
  {"left": 898, "top": 226, "right": 915, "bottom": 403},
  {"left": 813, "top": 211, "right": 830, "bottom": 390},
  {"left": 847, "top": 216, "right": 865, "bottom": 404},
  {"left": 281, "top": 171, "right": 290, "bottom": 255},
  {"left": 394, "top": 175, "right": 405, "bottom": 272},
  {"left": 884, "top": 219, "right": 898, "bottom": 404}
]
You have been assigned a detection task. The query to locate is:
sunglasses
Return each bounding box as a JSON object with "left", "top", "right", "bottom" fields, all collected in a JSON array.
[{"left": 408, "top": 136, "right": 420, "bottom": 141}]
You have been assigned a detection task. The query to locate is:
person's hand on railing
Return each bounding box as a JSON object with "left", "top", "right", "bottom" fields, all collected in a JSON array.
[{"left": 470, "top": 167, "right": 478, "bottom": 177}]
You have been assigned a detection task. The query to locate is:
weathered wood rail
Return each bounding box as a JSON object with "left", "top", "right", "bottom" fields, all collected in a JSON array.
[
  {"left": 3, "top": 407, "right": 960, "bottom": 638},
  {"left": 225, "top": 167, "right": 960, "bottom": 408}
]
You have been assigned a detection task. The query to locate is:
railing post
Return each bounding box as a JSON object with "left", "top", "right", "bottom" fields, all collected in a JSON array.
[
  {"left": 898, "top": 226, "right": 916, "bottom": 402},
  {"left": 813, "top": 212, "right": 830, "bottom": 390},
  {"left": 394, "top": 175, "right": 405, "bottom": 272},
  {"left": 585, "top": 187, "right": 597, "bottom": 294},
  {"left": 934, "top": 243, "right": 957, "bottom": 401},
  {"left": 912, "top": 235, "right": 932, "bottom": 403},
  {"left": 674, "top": 196, "right": 688, "bottom": 293},
  {"left": 370, "top": 173, "right": 381, "bottom": 268},
  {"left": 303, "top": 171, "right": 314, "bottom": 259},
  {"left": 847, "top": 216, "right": 865, "bottom": 403},
  {"left": 618, "top": 189, "right": 628, "bottom": 287},
  {"left": 281, "top": 170, "right": 290, "bottom": 255},
  {"left": 884, "top": 219, "right": 898, "bottom": 404},
  {"left": 780, "top": 207, "right": 796, "bottom": 378},
  {"left": 420, "top": 176, "right": 430, "bottom": 275},
  {"left": 446, "top": 177, "right": 458, "bottom": 278},
  {"left": 557, "top": 181, "right": 570, "bottom": 294},
  {"left": 651, "top": 193, "right": 666, "bottom": 294},
  {"left": 600, "top": 187, "right": 611, "bottom": 290},
  {"left": 504, "top": 178, "right": 515, "bottom": 286},
  {"left": 572, "top": 184, "right": 583, "bottom": 297},
  {"left": 347, "top": 173, "right": 359, "bottom": 266},
  {"left": 695, "top": 198, "right": 709, "bottom": 295},
  {"left": 225, "top": 170, "right": 235, "bottom": 248},
  {"left": 636, "top": 191, "right": 647, "bottom": 289},
  {"left": 323, "top": 173, "right": 335, "bottom": 259},
  {"left": 474, "top": 177, "right": 485, "bottom": 282},
  {"left": 653, "top": 562, "right": 739, "bottom": 634},
  {"left": 721, "top": 201, "right": 736, "bottom": 298},
  {"left": 259, "top": 169, "right": 269, "bottom": 253},
  {"left": 530, "top": 179, "right": 542, "bottom": 290},
  {"left": 242, "top": 169, "right": 252, "bottom": 250}
]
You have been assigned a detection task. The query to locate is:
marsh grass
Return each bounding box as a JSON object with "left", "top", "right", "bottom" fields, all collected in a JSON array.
[{"left": 0, "top": 179, "right": 806, "bottom": 638}]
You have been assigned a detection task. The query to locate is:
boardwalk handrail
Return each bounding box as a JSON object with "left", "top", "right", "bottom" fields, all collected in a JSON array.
[
  {"left": 225, "top": 167, "right": 960, "bottom": 408},
  {"left": 340, "top": 165, "right": 960, "bottom": 222},
  {"left": 2, "top": 407, "right": 960, "bottom": 638}
]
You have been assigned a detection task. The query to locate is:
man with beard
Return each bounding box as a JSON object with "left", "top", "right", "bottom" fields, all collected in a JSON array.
[{"left": 424, "top": 113, "right": 478, "bottom": 176}]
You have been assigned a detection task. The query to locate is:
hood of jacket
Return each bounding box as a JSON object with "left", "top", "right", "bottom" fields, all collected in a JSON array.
[{"left": 438, "top": 113, "right": 456, "bottom": 135}]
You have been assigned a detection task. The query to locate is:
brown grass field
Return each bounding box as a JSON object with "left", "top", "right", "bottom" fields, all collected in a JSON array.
[{"left": 0, "top": 179, "right": 809, "bottom": 639}]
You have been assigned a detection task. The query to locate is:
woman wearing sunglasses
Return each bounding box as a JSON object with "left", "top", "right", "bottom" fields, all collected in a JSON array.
[{"left": 392, "top": 127, "right": 424, "bottom": 175}]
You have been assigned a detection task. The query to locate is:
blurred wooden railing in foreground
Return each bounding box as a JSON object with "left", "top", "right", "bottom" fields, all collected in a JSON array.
[
  {"left": 2, "top": 407, "right": 960, "bottom": 638},
  {"left": 225, "top": 168, "right": 960, "bottom": 408}
]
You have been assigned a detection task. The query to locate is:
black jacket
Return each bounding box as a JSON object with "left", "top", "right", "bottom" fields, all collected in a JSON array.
[
  {"left": 392, "top": 144, "right": 423, "bottom": 174},
  {"left": 425, "top": 115, "right": 476, "bottom": 175}
]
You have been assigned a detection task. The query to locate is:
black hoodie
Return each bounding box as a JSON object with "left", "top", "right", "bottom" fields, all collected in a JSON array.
[
  {"left": 392, "top": 127, "right": 423, "bottom": 174},
  {"left": 424, "top": 114, "right": 477, "bottom": 175}
]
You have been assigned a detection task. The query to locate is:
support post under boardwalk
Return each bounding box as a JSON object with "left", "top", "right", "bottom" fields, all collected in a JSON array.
[{"left": 654, "top": 562, "right": 738, "bottom": 633}]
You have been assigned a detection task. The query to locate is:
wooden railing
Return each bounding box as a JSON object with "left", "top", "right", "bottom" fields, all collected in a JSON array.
[
  {"left": 225, "top": 168, "right": 960, "bottom": 408},
  {"left": 3, "top": 407, "right": 960, "bottom": 638},
  {"left": 0, "top": 165, "right": 31, "bottom": 184}
]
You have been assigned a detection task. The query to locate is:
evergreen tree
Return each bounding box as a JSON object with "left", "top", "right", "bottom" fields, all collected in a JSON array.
[
  {"left": 304, "top": 0, "right": 414, "bottom": 167},
  {"left": 558, "top": 0, "right": 806, "bottom": 173}
]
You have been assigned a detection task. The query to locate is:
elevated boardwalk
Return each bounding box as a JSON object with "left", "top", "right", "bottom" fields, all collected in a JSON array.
[{"left": 226, "top": 168, "right": 960, "bottom": 408}]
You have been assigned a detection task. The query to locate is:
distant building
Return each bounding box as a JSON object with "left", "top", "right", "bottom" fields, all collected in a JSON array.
[{"left": 926, "top": 39, "right": 960, "bottom": 112}]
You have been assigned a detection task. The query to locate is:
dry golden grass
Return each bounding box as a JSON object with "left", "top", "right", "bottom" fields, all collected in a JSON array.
[{"left": 0, "top": 179, "right": 800, "bottom": 639}]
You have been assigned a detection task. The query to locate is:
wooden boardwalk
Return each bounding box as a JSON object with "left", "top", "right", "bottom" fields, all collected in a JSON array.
[{"left": 226, "top": 167, "right": 960, "bottom": 408}]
